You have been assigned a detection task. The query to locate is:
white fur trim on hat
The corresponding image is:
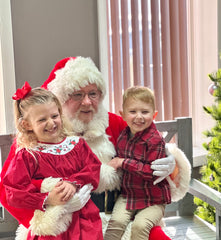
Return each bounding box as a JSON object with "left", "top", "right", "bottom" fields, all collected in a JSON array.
[{"left": 47, "top": 56, "right": 106, "bottom": 103}]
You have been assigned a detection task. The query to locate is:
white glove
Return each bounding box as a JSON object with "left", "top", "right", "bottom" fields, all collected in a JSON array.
[
  {"left": 151, "top": 150, "right": 176, "bottom": 185},
  {"left": 64, "top": 183, "right": 93, "bottom": 213}
]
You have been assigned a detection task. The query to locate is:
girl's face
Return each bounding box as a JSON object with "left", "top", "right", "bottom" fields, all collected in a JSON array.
[
  {"left": 120, "top": 98, "right": 156, "bottom": 135},
  {"left": 23, "top": 102, "right": 63, "bottom": 143}
]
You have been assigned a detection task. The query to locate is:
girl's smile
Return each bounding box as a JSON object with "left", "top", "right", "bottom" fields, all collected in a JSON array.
[{"left": 23, "top": 102, "right": 63, "bottom": 143}]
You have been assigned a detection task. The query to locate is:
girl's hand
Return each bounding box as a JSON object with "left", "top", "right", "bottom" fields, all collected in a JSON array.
[
  {"left": 55, "top": 181, "right": 77, "bottom": 202},
  {"left": 46, "top": 181, "right": 77, "bottom": 206}
]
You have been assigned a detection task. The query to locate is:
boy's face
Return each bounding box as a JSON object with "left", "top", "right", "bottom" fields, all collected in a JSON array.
[{"left": 120, "top": 98, "right": 156, "bottom": 135}]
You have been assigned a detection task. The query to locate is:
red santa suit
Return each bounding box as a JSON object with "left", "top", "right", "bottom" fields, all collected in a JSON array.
[
  {"left": 44, "top": 57, "right": 191, "bottom": 239},
  {"left": 0, "top": 56, "right": 191, "bottom": 240}
]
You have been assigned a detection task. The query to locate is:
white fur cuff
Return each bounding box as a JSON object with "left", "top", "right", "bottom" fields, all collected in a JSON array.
[
  {"left": 166, "top": 143, "right": 191, "bottom": 202},
  {"left": 94, "top": 164, "right": 121, "bottom": 193}
]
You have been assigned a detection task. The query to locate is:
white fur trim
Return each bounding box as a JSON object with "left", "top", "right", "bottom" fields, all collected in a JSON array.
[
  {"left": 165, "top": 143, "right": 191, "bottom": 202},
  {"left": 48, "top": 57, "right": 106, "bottom": 103},
  {"left": 40, "top": 177, "right": 61, "bottom": 193},
  {"left": 30, "top": 205, "right": 72, "bottom": 236},
  {"left": 28, "top": 178, "right": 96, "bottom": 236},
  {"left": 94, "top": 164, "right": 122, "bottom": 193},
  {"left": 29, "top": 177, "right": 72, "bottom": 236},
  {"left": 15, "top": 177, "right": 66, "bottom": 239},
  {"left": 15, "top": 224, "right": 28, "bottom": 240}
]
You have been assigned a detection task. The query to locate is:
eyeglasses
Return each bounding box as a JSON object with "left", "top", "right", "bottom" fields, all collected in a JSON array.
[{"left": 69, "top": 90, "right": 101, "bottom": 101}]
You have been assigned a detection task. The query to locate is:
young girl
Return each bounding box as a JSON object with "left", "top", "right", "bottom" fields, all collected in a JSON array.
[{"left": 2, "top": 82, "right": 103, "bottom": 240}]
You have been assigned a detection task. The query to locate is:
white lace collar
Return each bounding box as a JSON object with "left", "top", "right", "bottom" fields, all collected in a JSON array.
[{"left": 33, "top": 136, "right": 80, "bottom": 155}]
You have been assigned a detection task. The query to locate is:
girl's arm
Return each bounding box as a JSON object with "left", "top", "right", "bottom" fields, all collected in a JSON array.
[{"left": 3, "top": 149, "right": 48, "bottom": 211}]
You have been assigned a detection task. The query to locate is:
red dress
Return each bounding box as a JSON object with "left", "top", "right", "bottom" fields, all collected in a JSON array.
[{"left": 2, "top": 136, "right": 103, "bottom": 240}]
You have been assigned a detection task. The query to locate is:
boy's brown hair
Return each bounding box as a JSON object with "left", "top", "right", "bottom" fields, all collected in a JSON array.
[{"left": 122, "top": 86, "right": 155, "bottom": 111}]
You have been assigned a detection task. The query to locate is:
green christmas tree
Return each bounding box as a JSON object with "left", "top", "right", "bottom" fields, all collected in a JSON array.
[{"left": 194, "top": 68, "right": 221, "bottom": 225}]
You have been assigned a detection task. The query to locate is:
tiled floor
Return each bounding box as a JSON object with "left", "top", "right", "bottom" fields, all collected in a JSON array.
[{"left": 163, "top": 215, "right": 216, "bottom": 240}]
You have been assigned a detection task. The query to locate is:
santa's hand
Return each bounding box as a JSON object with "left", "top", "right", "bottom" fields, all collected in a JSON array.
[
  {"left": 65, "top": 184, "right": 93, "bottom": 213},
  {"left": 151, "top": 153, "right": 176, "bottom": 185}
]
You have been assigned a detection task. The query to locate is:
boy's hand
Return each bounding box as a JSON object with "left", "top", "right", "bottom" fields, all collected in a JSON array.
[{"left": 107, "top": 157, "right": 124, "bottom": 170}]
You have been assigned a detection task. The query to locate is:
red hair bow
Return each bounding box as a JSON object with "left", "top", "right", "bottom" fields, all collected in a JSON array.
[{"left": 12, "top": 81, "right": 32, "bottom": 100}]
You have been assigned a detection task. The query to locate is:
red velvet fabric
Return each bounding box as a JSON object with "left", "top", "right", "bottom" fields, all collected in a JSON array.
[{"left": 0, "top": 139, "right": 34, "bottom": 228}]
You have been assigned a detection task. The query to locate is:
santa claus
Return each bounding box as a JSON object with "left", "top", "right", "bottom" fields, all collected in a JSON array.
[{"left": 0, "top": 56, "right": 191, "bottom": 239}]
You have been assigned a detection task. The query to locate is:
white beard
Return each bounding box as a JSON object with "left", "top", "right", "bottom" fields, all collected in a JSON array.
[
  {"left": 69, "top": 104, "right": 116, "bottom": 164},
  {"left": 67, "top": 104, "right": 121, "bottom": 192}
]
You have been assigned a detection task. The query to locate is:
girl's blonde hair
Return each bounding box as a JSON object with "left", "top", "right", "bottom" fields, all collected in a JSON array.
[
  {"left": 122, "top": 86, "right": 155, "bottom": 111},
  {"left": 14, "top": 87, "right": 72, "bottom": 149}
]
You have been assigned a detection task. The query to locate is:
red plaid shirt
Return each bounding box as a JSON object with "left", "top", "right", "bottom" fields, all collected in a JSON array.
[{"left": 117, "top": 122, "right": 171, "bottom": 210}]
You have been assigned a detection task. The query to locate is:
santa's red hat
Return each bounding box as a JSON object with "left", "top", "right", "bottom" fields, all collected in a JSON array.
[{"left": 42, "top": 56, "right": 106, "bottom": 103}]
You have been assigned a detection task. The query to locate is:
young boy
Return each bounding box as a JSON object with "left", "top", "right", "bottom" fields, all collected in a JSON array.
[{"left": 104, "top": 86, "right": 171, "bottom": 240}]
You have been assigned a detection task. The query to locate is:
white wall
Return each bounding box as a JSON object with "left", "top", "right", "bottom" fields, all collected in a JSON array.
[
  {"left": 0, "top": 0, "right": 100, "bottom": 134},
  {"left": 0, "top": 1, "right": 16, "bottom": 134},
  {"left": 189, "top": 0, "right": 218, "bottom": 148},
  {"left": 10, "top": 0, "right": 100, "bottom": 89}
]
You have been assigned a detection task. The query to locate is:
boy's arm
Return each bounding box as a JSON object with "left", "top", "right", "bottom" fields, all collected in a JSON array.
[{"left": 122, "top": 137, "right": 165, "bottom": 181}]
